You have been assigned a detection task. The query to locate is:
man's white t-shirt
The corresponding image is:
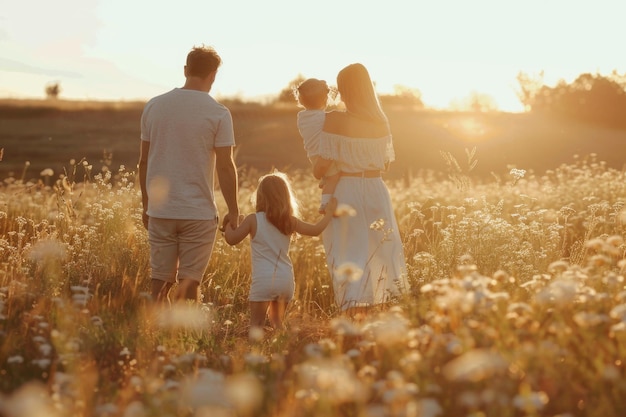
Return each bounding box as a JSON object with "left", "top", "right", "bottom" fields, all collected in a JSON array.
[{"left": 140, "top": 88, "right": 235, "bottom": 220}]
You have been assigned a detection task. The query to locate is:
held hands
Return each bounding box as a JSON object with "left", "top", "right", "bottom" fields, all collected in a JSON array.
[{"left": 220, "top": 212, "right": 243, "bottom": 233}]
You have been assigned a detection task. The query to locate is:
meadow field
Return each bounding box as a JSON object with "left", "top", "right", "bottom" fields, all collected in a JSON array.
[{"left": 1, "top": 100, "right": 626, "bottom": 416}]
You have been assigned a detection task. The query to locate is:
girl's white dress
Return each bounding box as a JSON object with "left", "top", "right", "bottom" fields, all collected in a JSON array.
[
  {"left": 318, "top": 132, "right": 409, "bottom": 311},
  {"left": 249, "top": 212, "right": 295, "bottom": 302}
]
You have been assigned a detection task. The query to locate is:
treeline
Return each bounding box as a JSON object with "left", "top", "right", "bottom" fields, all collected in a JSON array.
[{"left": 517, "top": 71, "right": 626, "bottom": 129}]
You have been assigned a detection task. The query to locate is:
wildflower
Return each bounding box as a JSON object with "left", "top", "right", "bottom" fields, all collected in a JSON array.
[
  {"left": 248, "top": 326, "right": 265, "bottom": 342},
  {"left": 244, "top": 353, "right": 268, "bottom": 366},
  {"left": 334, "top": 262, "right": 363, "bottom": 284},
  {"left": 361, "top": 312, "right": 410, "bottom": 347},
  {"left": 510, "top": 168, "right": 526, "bottom": 181},
  {"left": 547, "top": 260, "right": 569, "bottom": 274},
  {"left": 296, "top": 357, "right": 366, "bottom": 405},
  {"left": 334, "top": 203, "right": 357, "bottom": 217},
  {"left": 609, "top": 303, "right": 626, "bottom": 321},
  {"left": 369, "top": 218, "right": 385, "bottom": 231},
  {"left": 330, "top": 317, "right": 361, "bottom": 337},
  {"left": 225, "top": 373, "right": 263, "bottom": 416},
  {"left": 7, "top": 355, "right": 24, "bottom": 364},
  {"left": 535, "top": 279, "right": 579, "bottom": 306},
  {"left": 573, "top": 312, "right": 609, "bottom": 327},
  {"left": 442, "top": 349, "right": 508, "bottom": 382},
  {"left": 513, "top": 390, "right": 549, "bottom": 412},
  {"left": 414, "top": 398, "right": 444, "bottom": 417},
  {"left": 123, "top": 401, "right": 145, "bottom": 417},
  {"left": 156, "top": 303, "right": 213, "bottom": 330},
  {"left": 609, "top": 322, "right": 626, "bottom": 337}
]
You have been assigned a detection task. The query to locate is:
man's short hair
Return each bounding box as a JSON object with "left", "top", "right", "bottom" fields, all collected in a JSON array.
[{"left": 186, "top": 45, "right": 222, "bottom": 78}]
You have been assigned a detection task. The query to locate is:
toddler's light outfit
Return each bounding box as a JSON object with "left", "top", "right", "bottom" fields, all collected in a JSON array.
[{"left": 297, "top": 109, "right": 340, "bottom": 211}]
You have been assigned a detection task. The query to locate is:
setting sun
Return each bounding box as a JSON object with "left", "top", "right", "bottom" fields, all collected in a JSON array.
[{"left": 1, "top": 0, "right": 625, "bottom": 112}]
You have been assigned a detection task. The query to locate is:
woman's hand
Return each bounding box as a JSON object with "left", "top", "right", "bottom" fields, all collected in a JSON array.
[
  {"left": 325, "top": 197, "right": 338, "bottom": 216},
  {"left": 313, "top": 157, "right": 333, "bottom": 179}
]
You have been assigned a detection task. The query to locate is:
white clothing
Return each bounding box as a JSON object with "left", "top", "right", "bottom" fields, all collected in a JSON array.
[
  {"left": 249, "top": 213, "right": 295, "bottom": 302},
  {"left": 318, "top": 132, "right": 408, "bottom": 311},
  {"left": 297, "top": 110, "right": 340, "bottom": 177},
  {"left": 140, "top": 88, "right": 235, "bottom": 220}
]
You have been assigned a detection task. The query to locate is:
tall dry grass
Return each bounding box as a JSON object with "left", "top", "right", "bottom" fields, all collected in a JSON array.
[{"left": 1, "top": 153, "right": 626, "bottom": 417}]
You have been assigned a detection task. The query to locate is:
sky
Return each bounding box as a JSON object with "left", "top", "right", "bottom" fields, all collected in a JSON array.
[{"left": 1, "top": 0, "right": 625, "bottom": 112}]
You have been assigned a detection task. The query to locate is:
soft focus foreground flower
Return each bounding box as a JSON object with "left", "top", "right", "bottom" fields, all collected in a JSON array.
[
  {"left": 2, "top": 382, "right": 61, "bottom": 417},
  {"left": 573, "top": 312, "right": 609, "bottom": 327},
  {"left": 180, "top": 369, "right": 230, "bottom": 411},
  {"left": 361, "top": 310, "right": 411, "bottom": 347},
  {"left": 334, "top": 262, "right": 363, "bottom": 284},
  {"left": 27, "top": 239, "right": 67, "bottom": 263},
  {"left": 296, "top": 357, "right": 367, "bottom": 405},
  {"left": 510, "top": 168, "right": 526, "bottom": 181},
  {"left": 224, "top": 373, "right": 263, "bottom": 417},
  {"left": 534, "top": 279, "right": 579, "bottom": 306},
  {"left": 442, "top": 349, "right": 508, "bottom": 382},
  {"left": 335, "top": 203, "right": 357, "bottom": 217},
  {"left": 513, "top": 387, "right": 549, "bottom": 412},
  {"left": 156, "top": 303, "right": 214, "bottom": 330}
]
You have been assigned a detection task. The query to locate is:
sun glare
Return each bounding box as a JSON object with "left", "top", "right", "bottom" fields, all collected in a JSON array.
[{"left": 445, "top": 116, "right": 492, "bottom": 143}]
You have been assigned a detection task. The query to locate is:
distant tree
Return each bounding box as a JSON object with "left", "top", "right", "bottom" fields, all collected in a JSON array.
[
  {"left": 45, "top": 82, "right": 61, "bottom": 99},
  {"left": 379, "top": 85, "right": 424, "bottom": 109},
  {"left": 449, "top": 91, "right": 498, "bottom": 112},
  {"left": 515, "top": 71, "right": 544, "bottom": 111},
  {"left": 516, "top": 70, "right": 626, "bottom": 128},
  {"left": 276, "top": 74, "right": 306, "bottom": 104}
]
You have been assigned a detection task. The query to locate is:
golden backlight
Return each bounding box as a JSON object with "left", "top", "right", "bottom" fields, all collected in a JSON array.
[{"left": 445, "top": 116, "right": 492, "bottom": 143}]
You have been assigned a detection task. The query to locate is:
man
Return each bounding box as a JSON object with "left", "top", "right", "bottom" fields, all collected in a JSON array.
[{"left": 139, "top": 45, "right": 239, "bottom": 303}]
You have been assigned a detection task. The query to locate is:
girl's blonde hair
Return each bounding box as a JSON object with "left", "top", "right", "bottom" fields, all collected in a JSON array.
[
  {"left": 337, "top": 63, "right": 388, "bottom": 125},
  {"left": 254, "top": 172, "right": 299, "bottom": 235}
]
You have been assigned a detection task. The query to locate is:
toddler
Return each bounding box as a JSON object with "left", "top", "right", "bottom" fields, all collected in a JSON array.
[
  {"left": 224, "top": 171, "right": 337, "bottom": 332},
  {"left": 295, "top": 78, "right": 340, "bottom": 213}
]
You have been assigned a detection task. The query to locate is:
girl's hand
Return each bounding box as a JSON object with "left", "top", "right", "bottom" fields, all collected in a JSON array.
[{"left": 325, "top": 197, "right": 338, "bottom": 216}]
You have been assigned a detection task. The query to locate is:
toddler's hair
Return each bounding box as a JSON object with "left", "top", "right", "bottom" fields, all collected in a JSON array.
[
  {"left": 254, "top": 172, "right": 299, "bottom": 235},
  {"left": 294, "top": 78, "right": 330, "bottom": 109}
]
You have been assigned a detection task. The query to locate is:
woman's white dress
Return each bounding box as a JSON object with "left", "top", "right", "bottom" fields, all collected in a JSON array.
[{"left": 318, "top": 132, "right": 408, "bottom": 311}]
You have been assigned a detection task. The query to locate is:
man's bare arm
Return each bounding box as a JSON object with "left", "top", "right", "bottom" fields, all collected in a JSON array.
[
  {"left": 138, "top": 140, "right": 150, "bottom": 229},
  {"left": 215, "top": 146, "right": 240, "bottom": 229}
]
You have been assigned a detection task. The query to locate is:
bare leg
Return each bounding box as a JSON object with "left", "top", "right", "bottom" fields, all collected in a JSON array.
[
  {"left": 249, "top": 301, "right": 269, "bottom": 329},
  {"left": 151, "top": 279, "right": 173, "bottom": 304},
  {"left": 175, "top": 279, "right": 200, "bottom": 302},
  {"left": 267, "top": 300, "right": 288, "bottom": 329}
]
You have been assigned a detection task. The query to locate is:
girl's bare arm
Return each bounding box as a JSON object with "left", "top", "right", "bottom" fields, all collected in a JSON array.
[
  {"left": 224, "top": 214, "right": 255, "bottom": 245},
  {"left": 294, "top": 197, "right": 337, "bottom": 236}
]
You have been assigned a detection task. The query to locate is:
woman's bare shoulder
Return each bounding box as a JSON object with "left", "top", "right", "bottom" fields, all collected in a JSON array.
[
  {"left": 322, "top": 111, "right": 349, "bottom": 134},
  {"left": 323, "top": 111, "right": 389, "bottom": 138}
]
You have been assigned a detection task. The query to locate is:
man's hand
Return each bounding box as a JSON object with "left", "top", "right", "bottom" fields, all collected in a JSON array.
[{"left": 220, "top": 212, "right": 240, "bottom": 232}]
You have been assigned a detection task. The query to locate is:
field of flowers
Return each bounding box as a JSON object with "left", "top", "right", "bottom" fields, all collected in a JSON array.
[{"left": 1, "top": 153, "right": 626, "bottom": 417}]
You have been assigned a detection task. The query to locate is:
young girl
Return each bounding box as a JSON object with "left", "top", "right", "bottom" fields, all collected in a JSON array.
[{"left": 224, "top": 172, "right": 337, "bottom": 331}]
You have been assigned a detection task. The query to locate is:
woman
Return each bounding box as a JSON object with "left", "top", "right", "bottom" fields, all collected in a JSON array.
[{"left": 313, "top": 63, "right": 409, "bottom": 315}]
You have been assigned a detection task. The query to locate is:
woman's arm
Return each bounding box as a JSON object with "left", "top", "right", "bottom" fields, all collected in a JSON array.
[
  {"left": 224, "top": 214, "right": 255, "bottom": 245},
  {"left": 293, "top": 198, "right": 337, "bottom": 236},
  {"left": 313, "top": 157, "right": 333, "bottom": 179}
]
